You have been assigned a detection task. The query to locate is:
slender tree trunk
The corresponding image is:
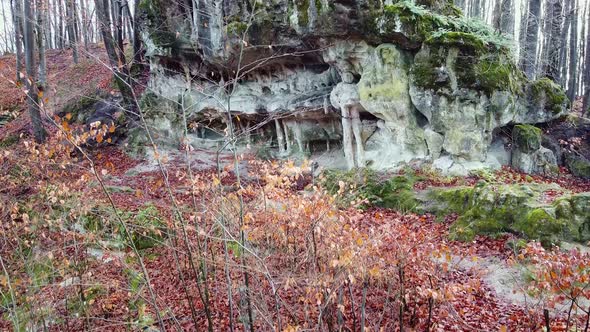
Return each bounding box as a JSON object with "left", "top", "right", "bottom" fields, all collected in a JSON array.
[
  {"left": 567, "top": 0, "right": 579, "bottom": 101},
  {"left": 94, "top": 0, "right": 134, "bottom": 107},
  {"left": 66, "top": 0, "right": 78, "bottom": 62},
  {"left": 520, "top": 0, "right": 541, "bottom": 79},
  {"left": 36, "top": 0, "right": 47, "bottom": 87},
  {"left": 560, "top": 0, "right": 573, "bottom": 85},
  {"left": 582, "top": 1, "right": 590, "bottom": 115},
  {"left": 545, "top": 0, "right": 563, "bottom": 81},
  {"left": 57, "top": 0, "right": 65, "bottom": 48},
  {"left": 498, "top": 0, "right": 514, "bottom": 35},
  {"left": 45, "top": 0, "right": 52, "bottom": 49},
  {"left": 132, "top": 0, "right": 144, "bottom": 65},
  {"left": 470, "top": 0, "right": 481, "bottom": 18},
  {"left": 123, "top": 0, "right": 133, "bottom": 41},
  {"left": 518, "top": 0, "right": 529, "bottom": 59},
  {"left": 576, "top": 2, "right": 587, "bottom": 98},
  {"left": 73, "top": 0, "right": 81, "bottom": 43},
  {"left": 113, "top": 0, "right": 124, "bottom": 54},
  {"left": 24, "top": 0, "right": 46, "bottom": 143},
  {"left": 80, "top": 0, "right": 89, "bottom": 51},
  {"left": 12, "top": 0, "right": 24, "bottom": 82},
  {"left": 1, "top": 0, "right": 11, "bottom": 53},
  {"left": 540, "top": 0, "right": 554, "bottom": 77}
]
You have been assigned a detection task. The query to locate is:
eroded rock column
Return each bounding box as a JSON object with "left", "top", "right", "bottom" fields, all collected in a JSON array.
[{"left": 331, "top": 71, "right": 366, "bottom": 169}]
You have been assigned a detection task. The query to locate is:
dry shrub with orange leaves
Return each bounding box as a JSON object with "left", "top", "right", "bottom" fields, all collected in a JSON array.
[
  {"left": 184, "top": 160, "right": 460, "bottom": 331},
  {"left": 517, "top": 242, "right": 590, "bottom": 330}
]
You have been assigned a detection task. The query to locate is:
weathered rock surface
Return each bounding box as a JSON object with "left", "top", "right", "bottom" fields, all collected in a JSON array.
[{"left": 135, "top": 0, "right": 570, "bottom": 172}]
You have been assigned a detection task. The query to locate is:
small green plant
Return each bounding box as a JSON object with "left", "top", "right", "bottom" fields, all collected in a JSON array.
[
  {"left": 67, "top": 285, "right": 105, "bottom": 316},
  {"left": 320, "top": 168, "right": 383, "bottom": 208},
  {"left": 125, "top": 268, "right": 155, "bottom": 329},
  {"left": 0, "top": 135, "right": 19, "bottom": 149},
  {"left": 320, "top": 168, "right": 421, "bottom": 212},
  {"left": 118, "top": 204, "right": 168, "bottom": 250}
]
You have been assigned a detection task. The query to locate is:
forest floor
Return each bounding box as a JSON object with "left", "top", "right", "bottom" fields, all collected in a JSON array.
[{"left": 1, "top": 49, "right": 590, "bottom": 331}]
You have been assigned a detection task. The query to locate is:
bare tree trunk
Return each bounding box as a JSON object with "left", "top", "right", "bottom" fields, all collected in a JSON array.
[
  {"left": 57, "top": 0, "right": 64, "bottom": 48},
  {"left": 12, "top": 0, "right": 24, "bottom": 82},
  {"left": 113, "top": 0, "right": 124, "bottom": 54},
  {"left": 37, "top": 0, "right": 47, "bottom": 87},
  {"left": 65, "top": 0, "right": 78, "bottom": 62},
  {"left": 24, "top": 0, "right": 46, "bottom": 143},
  {"left": 470, "top": 0, "right": 481, "bottom": 18},
  {"left": 583, "top": 2, "right": 590, "bottom": 115},
  {"left": 94, "top": 0, "right": 134, "bottom": 107},
  {"left": 80, "top": 0, "right": 89, "bottom": 51},
  {"left": 123, "top": 0, "right": 133, "bottom": 41},
  {"left": 493, "top": 0, "right": 514, "bottom": 36},
  {"left": 45, "top": 0, "right": 52, "bottom": 49},
  {"left": 521, "top": 0, "right": 541, "bottom": 79},
  {"left": 73, "top": 0, "right": 81, "bottom": 44},
  {"left": 560, "top": 0, "right": 573, "bottom": 85},
  {"left": 545, "top": 0, "right": 563, "bottom": 81},
  {"left": 132, "top": 0, "right": 142, "bottom": 65},
  {"left": 576, "top": 2, "right": 587, "bottom": 99},
  {"left": 540, "top": 0, "right": 554, "bottom": 77},
  {"left": 499, "top": 0, "right": 515, "bottom": 35},
  {"left": 567, "top": 0, "right": 579, "bottom": 101},
  {"left": 518, "top": 0, "right": 529, "bottom": 59},
  {"left": 1, "top": 0, "right": 11, "bottom": 53}
]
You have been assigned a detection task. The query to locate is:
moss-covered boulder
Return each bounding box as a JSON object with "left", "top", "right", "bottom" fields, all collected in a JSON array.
[
  {"left": 426, "top": 183, "right": 590, "bottom": 245},
  {"left": 565, "top": 154, "right": 590, "bottom": 179},
  {"left": 529, "top": 78, "right": 569, "bottom": 115},
  {"left": 513, "top": 125, "right": 542, "bottom": 153},
  {"left": 510, "top": 125, "right": 558, "bottom": 175}
]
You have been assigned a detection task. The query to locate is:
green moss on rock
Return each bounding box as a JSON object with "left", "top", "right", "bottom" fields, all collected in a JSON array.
[
  {"left": 512, "top": 124, "right": 542, "bottom": 153},
  {"left": 530, "top": 78, "right": 569, "bottom": 114},
  {"left": 474, "top": 59, "right": 524, "bottom": 96},
  {"left": 426, "top": 31, "right": 486, "bottom": 52},
  {"left": 566, "top": 155, "right": 590, "bottom": 179},
  {"left": 427, "top": 183, "right": 590, "bottom": 246},
  {"left": 410, "top": 46, "right": 448, "bottom": 90},
  {"left": 383, "top": 1, "right": 510, "bottom": 50},
  {"left": 513, "top": 208, "right": 562, "bottom": 240}
]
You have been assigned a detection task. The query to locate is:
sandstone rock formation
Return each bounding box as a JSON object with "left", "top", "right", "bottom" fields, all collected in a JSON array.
[{"left": 133, "top": 0, "right": 569, "bottom": 172}]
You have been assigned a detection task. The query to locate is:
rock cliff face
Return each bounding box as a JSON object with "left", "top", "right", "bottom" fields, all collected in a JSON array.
[{"left": 135, "top": 0, "right": 569, "bottom": 172}]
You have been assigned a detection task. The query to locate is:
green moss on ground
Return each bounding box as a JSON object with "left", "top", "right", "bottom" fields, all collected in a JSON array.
[
  {"left": 119, "top": 204, "right": 168, "bottom": 250},
  {"left": 0, "top": 135, "right": 19, "bottom": 149},
  {"left": 321, "top": 169, "right": 421, "bottom": 211}
]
